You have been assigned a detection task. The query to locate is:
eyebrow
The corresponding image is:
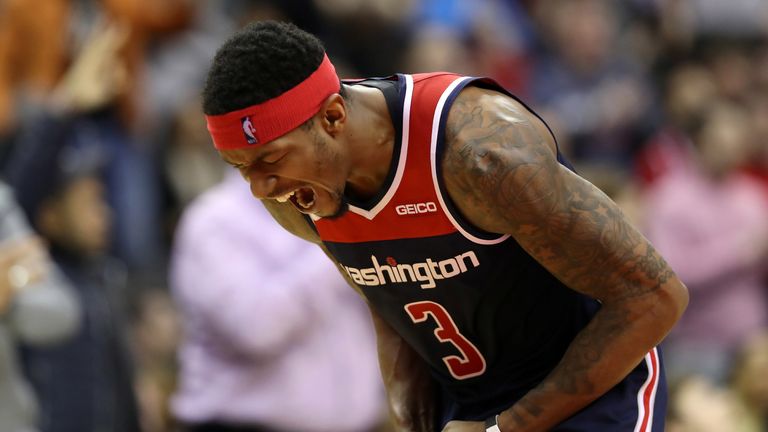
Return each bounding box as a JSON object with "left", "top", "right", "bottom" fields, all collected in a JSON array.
[
  {"left": 221, "top": 149, "right": 278, "bottom": 168},
  {"left": 219, "top": 155, "right": 241, "bottom": 167}
]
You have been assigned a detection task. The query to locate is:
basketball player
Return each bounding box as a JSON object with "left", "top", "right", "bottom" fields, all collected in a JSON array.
[{"left": 201, "top": 21, "right": 688, "bottom": 432}]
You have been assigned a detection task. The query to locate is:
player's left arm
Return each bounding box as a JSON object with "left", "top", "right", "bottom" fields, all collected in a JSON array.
[{"left": 441, "top": 86, "right": 688, "bottom": 432}]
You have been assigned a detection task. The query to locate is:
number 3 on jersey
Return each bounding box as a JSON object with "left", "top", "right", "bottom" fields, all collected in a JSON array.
[{"left": 405, "top": 301, "right": 486, "bottom": 379}]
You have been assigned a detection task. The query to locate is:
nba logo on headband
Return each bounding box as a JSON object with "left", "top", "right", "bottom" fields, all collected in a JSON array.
[
  {"left": 206, "top": 54, "right": 339, "bottom": 150},
  {"left": 241, "top": 116, "right": 258, "bottom": 145}
]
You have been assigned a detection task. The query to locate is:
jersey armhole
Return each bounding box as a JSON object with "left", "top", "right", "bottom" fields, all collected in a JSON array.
[
  {"left": 469, "top": 78, "right": 574, "bottom": 171},
  {"left": 431, "top": 77, "right": 511, "bottom": 245},
  {"left": 432, "top": 76, "right": 578, "bottom": 246}
]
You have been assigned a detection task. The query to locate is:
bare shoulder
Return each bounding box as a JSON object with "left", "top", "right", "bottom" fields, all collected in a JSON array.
[
  {"left": 442, "top": 85, "right": 560, "bottom": 234},
  {"left": 260, "top": 199, "right": 322, "bottom": 244},
  {"left": 441, "top": 85, "right": 679, "bottom": 303}
]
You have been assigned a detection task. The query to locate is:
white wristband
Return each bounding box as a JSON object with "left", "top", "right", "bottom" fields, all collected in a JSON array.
[{"left": 485, "top": 414, "right": 501, "bottom": 432}]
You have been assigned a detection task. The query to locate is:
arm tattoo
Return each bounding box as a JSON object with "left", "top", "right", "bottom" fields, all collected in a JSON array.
[
  {"left": 442, "top": 88, "right": 678, "bottom": 402},
  {"left": 443, "top": 89, "right": 673, "bottom": 302}
]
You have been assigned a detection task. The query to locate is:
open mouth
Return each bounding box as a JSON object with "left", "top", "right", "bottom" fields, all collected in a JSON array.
[{"left": 276, "top": 187, "right": 316, "bottom": 212}]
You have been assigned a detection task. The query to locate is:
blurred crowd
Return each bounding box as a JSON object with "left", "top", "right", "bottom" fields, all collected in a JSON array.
[{"left": 0, "top": 0, "right": 767, "bottom": 431}]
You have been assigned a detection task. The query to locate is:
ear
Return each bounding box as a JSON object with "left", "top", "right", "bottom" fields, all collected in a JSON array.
[{"left": 319, "top": 93, "right": 346, "bottom": 137}]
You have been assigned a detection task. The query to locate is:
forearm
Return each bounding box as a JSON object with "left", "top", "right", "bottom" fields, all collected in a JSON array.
[
  {"left": 371, "top": 311, "right": 436, "bottom": 432},
  {"left": 497, "top": 287, "right": 684, "bottom": 432}
]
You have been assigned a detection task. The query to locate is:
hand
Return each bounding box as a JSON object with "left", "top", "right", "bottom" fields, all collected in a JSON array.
[
  {"left": 52, "top": 21, "right": 129, "bottom": 113},
  {"left": 442, "top": 420, "right": 486, "bottom": 432},
  {"left": 0, "top": 236, "right": 50, "bottom": 313}
]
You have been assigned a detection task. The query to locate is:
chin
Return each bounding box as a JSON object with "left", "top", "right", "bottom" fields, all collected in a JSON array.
[{"left": 320, "top": 198, "right": 349, "bottom": 220}]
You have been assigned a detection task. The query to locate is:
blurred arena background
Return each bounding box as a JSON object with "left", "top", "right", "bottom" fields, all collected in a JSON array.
[{"left": 1, "top": 0, "right": 767, "bottom": 431}]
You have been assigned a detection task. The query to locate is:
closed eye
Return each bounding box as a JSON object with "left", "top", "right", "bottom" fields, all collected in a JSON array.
[{"left": 261, "top": 152, "right": 286, "bottom": 165}]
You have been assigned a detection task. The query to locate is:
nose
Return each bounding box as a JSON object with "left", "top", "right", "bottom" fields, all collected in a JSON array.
[{"left": 245, "top": 170, "right": 278, "bottom": 199}]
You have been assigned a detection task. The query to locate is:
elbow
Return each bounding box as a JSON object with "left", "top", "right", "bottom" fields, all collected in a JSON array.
[
  {"left": 18, "top": 303, "right": 81, "bottom": 346},
  {"left": 237, "top": 332, "right": 300, "bottom": 358},
  {"left": 38, "top": 310, "right": 80, "bottom": 344},
  {"left": 654, "top": 277, "right": 689, "bottom": 333},
  {"left": 668, "top": 277, "right": 689, "bottom": 321},
  {"left": 13, "top": 285, "right": 82, "bottom": 346},
  {"left": 222, "top": 315, "right": 309, "bottom": 359}
]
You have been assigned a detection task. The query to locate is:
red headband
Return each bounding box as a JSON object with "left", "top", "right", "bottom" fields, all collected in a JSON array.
[{"left": 205, "top": 54, "right": 340, "bottom": 150}]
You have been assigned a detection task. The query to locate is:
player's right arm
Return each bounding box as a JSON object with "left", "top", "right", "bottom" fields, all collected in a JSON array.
[
  {"left": 262, "top": 198, "right": 437, "bottom": 431},
  {"left": 441, "top": 86, "right": 687, "bottom": 431},
  {"left": 371, "top": 309, "right": 436, "bottom": 432}
]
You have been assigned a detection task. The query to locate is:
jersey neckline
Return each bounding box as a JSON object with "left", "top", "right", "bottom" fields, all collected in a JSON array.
[{"left": 343, "top": 74, "right": 410, "bottom": 218}]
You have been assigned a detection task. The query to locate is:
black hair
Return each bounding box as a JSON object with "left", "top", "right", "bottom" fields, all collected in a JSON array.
[
  {"left": 202, "top": 21, "right": 326, "bottom": 115},
  {"left": 3, "top": 114, "right": 107, "bottom": 225}
]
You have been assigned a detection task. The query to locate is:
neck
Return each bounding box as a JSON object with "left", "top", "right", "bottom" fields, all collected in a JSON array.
[{"left": 342, "top": 83, "right": 396, "bottom": 200}]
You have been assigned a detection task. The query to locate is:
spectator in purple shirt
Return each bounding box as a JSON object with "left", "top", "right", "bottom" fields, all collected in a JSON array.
[
  {"left": 170, "top": 171, "right": 388, "bottom": 432},
  {"left": 642, "top": 101, "right": 768, "bottom": 383}
]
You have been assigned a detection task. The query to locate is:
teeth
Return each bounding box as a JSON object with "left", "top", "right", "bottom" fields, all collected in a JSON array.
[
  {"left": 275, "top": 190, "right": 295, "bottom": 203},
  {"left": 299, "top": 195, "right": 315, "bottom": 209}
]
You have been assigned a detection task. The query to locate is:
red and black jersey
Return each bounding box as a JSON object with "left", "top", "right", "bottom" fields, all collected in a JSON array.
[{"left": 312, "top": 74, "right": 665, "bottom": 431}]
